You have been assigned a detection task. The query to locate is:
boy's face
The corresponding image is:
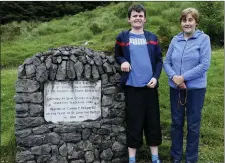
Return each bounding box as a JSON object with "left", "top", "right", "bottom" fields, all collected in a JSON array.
[{"left": 128, "top": 10, "right": 146, "bottom": 29}]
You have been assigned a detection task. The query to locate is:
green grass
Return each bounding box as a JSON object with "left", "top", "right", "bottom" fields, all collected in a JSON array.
[{"left": 1, "top": 49, "right": 223, "bottom": 162}]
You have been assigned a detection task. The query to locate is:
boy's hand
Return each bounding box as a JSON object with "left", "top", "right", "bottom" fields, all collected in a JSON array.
[
  {"left": 147, "top": 77, "right": 157, "bottom": 88},
  {"left": 121, "top": 62, "right": 131, "bottom": 72}
]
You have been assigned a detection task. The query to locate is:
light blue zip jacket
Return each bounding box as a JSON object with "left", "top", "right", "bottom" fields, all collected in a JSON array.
[{"left": 164, "top": 30, "right": 211, "bottom": 89}]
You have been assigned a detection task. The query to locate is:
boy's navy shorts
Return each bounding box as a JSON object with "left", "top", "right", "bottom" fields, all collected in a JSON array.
[{"left": 124, "top": 86, "right": 162, "bottom": 148}]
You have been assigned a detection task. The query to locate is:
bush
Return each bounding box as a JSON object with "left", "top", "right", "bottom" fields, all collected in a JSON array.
[{"left": 89, "top": 23, "right": 103, "bottom": 35}]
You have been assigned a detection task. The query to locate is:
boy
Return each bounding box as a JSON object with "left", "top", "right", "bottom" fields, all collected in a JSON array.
[{"left": 114, "top": 4, "right": 163, "bottom": 163}]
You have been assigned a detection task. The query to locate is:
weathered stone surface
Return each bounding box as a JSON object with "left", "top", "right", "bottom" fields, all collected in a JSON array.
[
  {"left": 86, "top": 55, "right": 94, "bottom": 65},
  {"left": 109, "top": 73, "right": 121, "bottom": 83},
  {"left": 102, "top": 107, "right": 109, "bottom": 118},
  {"left": 57, "top": 56, "right": 62, "bottom": 63},
  {"left": 98, "top": 65, "right": 104, "bottom": 75},
  {"left": 26, "top": 64, "right": 36, "bottom": 78},
  {"left": 49, "top": 156, "right": 68, "bottom": 163},
  {"left": 45, "top": 56, "right": 52, "bottom": 69},
  {"left": 98, "top": 140, "right": 112, "bottom": 150},
  {"left": 102, "top": 86, "right": 116, "bottom": 95},
  {"left": 53, "top": 126, "right": 77, "bottom": 133},
  {"left": 16, "top": 150, "right": 34, "bottom": 163},
  {"left": 74, "top": 61, "right": 84, "bottom": 80},
  {"left": 51, "top": 145, "right": 59, "bottom": 156},
  {"left": 84, "top": 64, "right": 91, "bottom": 80},
  {"left": 33, "top": 125, "right": 49, "bottom": 134},
  {"left": 117, "top": 133, "right": 126, "bottom": 144},
  {"left": 78, "top": 56, "right": 87, "bottom": 64},
  {"left": 30, "top": 104, "right": 43, "bottom": 116},
  {"left": 59, "top": 143, "right": 67, "bottom": 156},
  {"left": 102, "top": 118, "right": 124, "bottom": 125},
  {"left": 70, "top": 160, "right": 85, "bottom": 163},
  {"left": 67, "top": 60, "right": 76, "bottom": 79},
  {"left": 94, "top": 56, "right": 103, "bottom": 66},
  {"left": 82, "top": 128, "right": 91, "bottom": 140},
  {"left": 92, "top": 65, "right": 99, "bottom": 80},
  {"left": 16, "top": 113, "right": 29, "bottom": 118},
  {"left": 49, "top": 63, "right": 57, "bottom": 80},
  {"left": 44, "top": 133, "right": 61, "bottom": 145},
  {"left": 61, "top": 133, "right": 81, "bottom": 143},
  {"left": 97, "top": 128, "right": 111, "bottom": 135},
  {"left": 15, "top": 103, "right": 29, "bottom": 112},
  {"left": 106, "top": 56, "right": 115, "bottom": 64},
  {"left": 37, "top": 155, "right": 51, "bottom": 163},
  {"left": 14, "top": 92, "right": 43, "bottom": 103},
  {"left": 71, "top": 48, "right": 84, "bottom": 56},
  {"left": 112, "top": 141, "right": 126, "bottom": 157},
  {"left": 85, "top": 151, "right": 95, "bottom": 163},
  {"left": 69, "top": 150, "right": 84, "bottom": 159},
  {"left": 101, "top": 74, "right": 108, "bottom": 85},
  {"left": 36, "top": 63, "right": 48, "bottom": 82},
  {"left": 15, "top": 117, "right": 45, "bottom": 129},
  {"left": 113, "top": 93, "right": 125, "bottom": 101},
  {"left": 70, "top": 54, "right": 77, "bottom": 63},
  {"left": 17, "top": 135, "right": 44, "bottom": 147},
  {"left": 16, "top": 79, "right": 40, "bottom": 93},
  {"left": 102, "top": 95, "right": 113, "bottom": 107},
  {"left": 100, "top": 148, "right": 113, "bottom": 161},
  {"left": 113, "top": 102, "right": 126, "bottom": 110},
  {"left": 103, "top": 62, "right": 113, "bottom": 74},
  {"left": 15, "top": 129, "right": 32, "bottom": 138},
  {"left": 18, "top": 65, "right": 26, "bottom": 79},
  {"left": 56, "top": 61, "right": 67, "bottom": 80}
]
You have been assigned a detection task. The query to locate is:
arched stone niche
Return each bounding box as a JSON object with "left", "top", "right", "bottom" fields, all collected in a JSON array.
[{"left": 14, "top": 46, "right": 127, "bottom": 163}]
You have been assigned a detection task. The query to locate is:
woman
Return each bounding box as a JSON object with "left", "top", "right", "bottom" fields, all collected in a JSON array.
[{"left": 164, "top": 8, "right": 211, "bottom": 163}]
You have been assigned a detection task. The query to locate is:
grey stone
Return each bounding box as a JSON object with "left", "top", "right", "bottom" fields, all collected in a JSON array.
[
  {"left": 100, "top": 148, "right": 113, "bottom": 161},
  {"left": 70, "top": 54, "right": 77, "bottom": 63},
  {"left": 51, "top": 145, "right": 59, "bottom": 156},
  {"left": 69, "top": 150, "right": 84, "bottom": 159},
  {"left": 15, "top": 117, "right": 44, "bottom": 130},
  {"left": 82, "top": 128, "right": 91, "bottom": 140},
  {"left": 102, "top": 86, "right": 116, "bottom": 95},
  {"left": 112, "top": 141, "right": 126, "bottom": 157},
  {"left": 27, "top": 161, "right": 36, "bottom": 163},
  {"left": 36, "top": 63, "right": 48, "bottom": 82},
  {"left": 102, "top": 118, "right": 124, "bottom": 125},
  {"left": 83, "top": 140, "right": 93, "bottom": 151},
  {"left": 117, "top": 133, "right": 126, "bottom": 144},
  {"left": 97, "top": 65, "right": 104, "bottom": 75},
  {"left": 78, "top": 56, "right": 87, "bottom": 64},
  {"left": 30, "top": 104, "right": 43, "bottom": 116},
  {"left": 53, "top": 50, "right": 61, "bottom": 56},
  {"left": 56, "top": 61, "right": 67, "bottom": 80},
  {"left": 61, "top": 133, "right": 81, "bottom": 143},
  {"left": 112, "top": 158, "right": 127, "bottom": 163},
  {"left": 113, "top": 62, "right": 121, "bottom": 72},
  {"left": 101, "top": 74, "right": 108, "bottom": 85},
  {"left": 15, "top": 129, "right": 32, "bottom": 138},
  {"left": 45, "top": 133, "right": 61, "bottom": 145},
  {"left": 62, "top": 51, "right": 70, "bottom": 56},
  {"left": 100, "top": 52, "right": 106, "bottom": 59},
  {"left": 16, "top": 150, "right": 34, "bottom": 163},
  {"left": 45, "top": 56, "right": 52, "bottom": 69},
  {"left": 102, "top": 95, "right": 113, "bottom": 107},
  {"left": 106, "top": 56, "right": 115, "bottom": 64},
  {"left": 16, "top": 79, "right": 40, "bottom": 93},
  {"left": 74, "top": 61, "right": 84, "bottom": 80},
  {"left": 26, "top": 64, "right": 36, "bottom": 78},
  {"left": 113, "top": 102, "right": 126, "bottom": 110},
  {"left": 16, "top": 113, "right": 29, "bottom": 118},
  {"left": 57, "top": 56, "right": 62, "bottom": 63},
  {"left": 85, "top": 151, "right": 95, "bottom": 163},
  {"left": 85, "top": 48, "right": 94, "bottom": 58},
  {"left": 109, "top": 73, "right": 121, "bottom": 84},
  {"left": 94, "top": 56, "right": 102, "bottom": 66},
  {"left": 103, "top": 62, "right": 113, "bottom": 74},
  {"left": 42, "top": 50, "right": 52, "bottom": 56},
  {"left": 67, "top": 143, "right": 75, "bottom": 155},
  {"left": 17, "top": 135, "right": 43, "bottom": 147},
  {"left": 102, "top": 107, "right": 109, "bottom": 118},
  {"left": 37, "top": 155, "right": 51, "bottom": 163},
  {"left": 86, "top": 55, "right": 94, "bottom": 65},
  {"left": 113, "top": 93, "right": 125, "bottom": 101},
  {"left": 84, "top": 64, "right": 91, "bottom": 80},
  {"left": 49, "top": 63, "right": 57, "bottom": 80},
  {"left": 15, "top": 103, "right": 29, "bottom": 112},
  {"left": 92, "top": 65, "right": 99, "bottom": 80},
  {"left": 14, "top": 92, "right": 43, "bottom": 103},
  {"left": 98, "top": 140, "right": 112, "bottom": 150},
  {"left": 71, "top": 48, "right": 84, "bottom": 56},
  {"left": 33, "top": 125, "right": 49, "bottom": 134},
  {"left": 18, "top": 65, "right": 26, "bottom": 79},
  {"left": 49, "top": 156, "right": 68, "bottom": 163},
  {"left": 95, "top": 148, "right": 100, "bottom": 160},
  {"left": 31, "top": 146, "right": 42, "bottom": 155},
  {"left": 70, "top": 160, "right": 85, "bottom": 163},
  {"left": 59, "top": 143, "right": 67, "bottom": 156},
  {"left": 53, "top": 126, "right": 77, "bottom": 133},
  {"left": 67, "top": 60, "right": 76, "bottom": 79},
  {"left": 97, "top": 128, "right": 110, "bottom": 135}
]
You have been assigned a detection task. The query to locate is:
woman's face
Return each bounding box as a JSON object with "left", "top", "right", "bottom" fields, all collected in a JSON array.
[{"left": 181, "top": 13, "right": 197, "bottom": 37}]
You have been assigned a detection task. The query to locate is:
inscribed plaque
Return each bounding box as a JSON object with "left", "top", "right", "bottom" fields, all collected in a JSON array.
[{"left": 44, "top": 81, "right": 101, "bottom": 123}]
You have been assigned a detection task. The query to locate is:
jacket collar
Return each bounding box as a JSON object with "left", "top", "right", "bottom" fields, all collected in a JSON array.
[{"left": 176, "top": 29, "right": 203, "bottom": 41}]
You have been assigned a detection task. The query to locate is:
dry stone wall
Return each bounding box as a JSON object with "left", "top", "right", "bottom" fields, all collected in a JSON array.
[{"left": 14, "top": 46, "right": 127, "bottom": 163}]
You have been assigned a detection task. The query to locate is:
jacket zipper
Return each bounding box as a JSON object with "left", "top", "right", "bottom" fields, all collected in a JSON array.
[{"left": 180, "top": 40, "right": 187, "bottom": 75}]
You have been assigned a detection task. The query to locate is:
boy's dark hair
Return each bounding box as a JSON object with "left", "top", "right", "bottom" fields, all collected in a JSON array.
[{"left": 128, "top": 4, "right": 146, "bottom": 18}]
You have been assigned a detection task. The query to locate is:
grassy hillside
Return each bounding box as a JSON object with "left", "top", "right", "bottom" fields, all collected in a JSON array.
[
  {"left": 1, "top": 1, "right": 224, "bottom": 163},
  {"left": 2, "top": 1, "right": 216, "bottom": 68}
]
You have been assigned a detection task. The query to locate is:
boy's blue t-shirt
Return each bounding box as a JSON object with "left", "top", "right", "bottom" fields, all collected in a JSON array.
[{"left": 126, "top": 32, "right": 153, "bottom": 87}]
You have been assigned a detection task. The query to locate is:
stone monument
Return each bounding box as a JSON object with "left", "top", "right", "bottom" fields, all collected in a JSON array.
[{"left": 14, "top": 46, "right": 127, "bottom": 163}]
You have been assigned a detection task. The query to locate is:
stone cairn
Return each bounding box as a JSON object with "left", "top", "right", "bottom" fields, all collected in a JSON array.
[{"left": 14, "top": 46, "right": 127, "bottom": 163}]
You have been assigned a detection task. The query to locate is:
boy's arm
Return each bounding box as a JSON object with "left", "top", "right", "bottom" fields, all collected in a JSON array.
[
  {"left": 152, "top": 36, "right": 163, "bottom": 80},
  {"left": 114, "top": 34, "right": 128, "bottom": 65}
]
